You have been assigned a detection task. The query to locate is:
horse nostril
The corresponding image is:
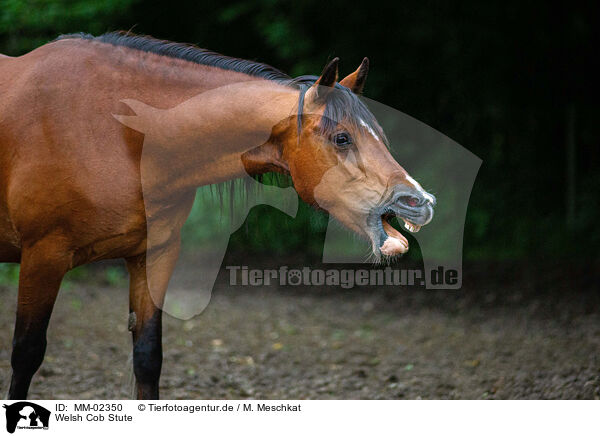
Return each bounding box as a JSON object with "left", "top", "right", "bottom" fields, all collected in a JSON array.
[{"left": 400, "top": 196, "right": 421, "bottom": 208}]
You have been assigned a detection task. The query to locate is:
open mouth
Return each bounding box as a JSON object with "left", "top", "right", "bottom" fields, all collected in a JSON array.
[{"left": 378, "top": 212, "right": 421, "bottom": 257}]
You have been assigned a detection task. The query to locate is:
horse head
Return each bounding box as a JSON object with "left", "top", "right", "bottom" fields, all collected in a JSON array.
[{"left": 242, "top": 58, "right": 436, "bottom": 259}]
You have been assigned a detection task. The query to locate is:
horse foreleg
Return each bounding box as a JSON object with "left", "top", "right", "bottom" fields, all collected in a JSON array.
[
  {"left": 125, "top": 241, "right": 180, "bottom": 400},
  {"left": 8, "top": 240, "right": 70, "bottom": 399}
]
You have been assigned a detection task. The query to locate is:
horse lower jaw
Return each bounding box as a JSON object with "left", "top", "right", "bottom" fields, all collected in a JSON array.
[
  {"left": 379, "top": 216, "right": 409, "bottom": 256},
  {"left": 376, "top": 212, "right": 426, "bottom": 257},
  {"left": 367, "top": 211, "right": 423, "bottom": 258}
]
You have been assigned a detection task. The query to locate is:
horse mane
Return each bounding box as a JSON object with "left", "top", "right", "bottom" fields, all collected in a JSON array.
[
  {"left": 56, "top": 31, "right": 292, "bottom": 82},
  {"left": 57, "top": 31, "right": 386, "bottom": 143},
  {"left": 55, "top": 31, "right": 387, "bottom": 217}
]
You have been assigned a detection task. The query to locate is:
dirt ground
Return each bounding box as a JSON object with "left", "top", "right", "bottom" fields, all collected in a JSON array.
[{"left": 0, "top": 261, "right": 599, "bottom": 399}]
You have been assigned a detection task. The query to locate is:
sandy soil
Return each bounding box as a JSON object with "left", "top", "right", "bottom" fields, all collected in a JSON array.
[{"left": 0, "top": 262, "right": 599, "bottom": 399}]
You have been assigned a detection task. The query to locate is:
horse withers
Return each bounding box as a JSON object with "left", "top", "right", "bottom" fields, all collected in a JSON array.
[{"left": 0, "top": 32, "right": 435, "bottom": 399}]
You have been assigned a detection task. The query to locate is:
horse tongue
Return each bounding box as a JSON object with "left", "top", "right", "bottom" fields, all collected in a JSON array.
[{"left": 380, "top": 218, "right": 409, "bottom": 256}]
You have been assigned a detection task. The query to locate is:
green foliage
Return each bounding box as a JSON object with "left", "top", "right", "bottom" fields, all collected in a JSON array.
[
  {"left": 0, "top": 0, "right": 598, "bottom": 262},
  {"left": 104, "top": 265, "right": 126, "bottom": 287},
  {"left": 0, "top": 264, "right": 19, "bottom": 286},
  {"left": 0, "top": 0, "right": 138, "bottom": 54}
]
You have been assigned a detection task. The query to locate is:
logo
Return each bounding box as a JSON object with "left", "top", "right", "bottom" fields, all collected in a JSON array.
[{"left": 2, "top": 402, "right": 50, "bottom": 433}]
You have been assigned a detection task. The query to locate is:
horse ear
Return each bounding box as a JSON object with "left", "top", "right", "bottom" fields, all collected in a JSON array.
[
  {"left": 307, "top": 57, "right": 339, "bottom": 103},
  {"left": 316, "top": 57, "right": 339, "bottom": 88},
  {"left": 339, "top": 57, "right": 369, "bottom": 94}
]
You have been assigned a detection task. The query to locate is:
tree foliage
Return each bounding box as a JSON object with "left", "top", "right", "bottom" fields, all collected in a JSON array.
[{"left": 1, "top": 0, "right": 598, "bottom": 261}]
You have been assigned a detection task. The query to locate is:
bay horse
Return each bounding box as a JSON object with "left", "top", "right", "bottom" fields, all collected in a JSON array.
[{"left": 0, "top": 32, "right": 435, "bottom": 399}]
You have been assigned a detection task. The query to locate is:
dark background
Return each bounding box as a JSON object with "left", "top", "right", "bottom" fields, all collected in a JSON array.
[
  {"left": 0, "top": 0, "right": 599, "bottom": 400},
  {"left": 1, "top": 0, "right": 599, "bottom": 263}
]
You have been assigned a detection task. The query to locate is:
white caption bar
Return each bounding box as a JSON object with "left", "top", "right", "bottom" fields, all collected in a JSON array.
[{"left": 1, "top": 400, "right": 597, "bottom": 435}]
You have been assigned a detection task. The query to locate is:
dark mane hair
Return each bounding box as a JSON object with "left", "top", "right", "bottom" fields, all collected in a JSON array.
[
  {"left": 57, "top": 31, "right": 291, "bottom": 82},
  {"left": 290, "top": 76, "right": 387, "bottom": 144},
  {"left": 57, "top": 31, "right": 386, "bottom": 143}
]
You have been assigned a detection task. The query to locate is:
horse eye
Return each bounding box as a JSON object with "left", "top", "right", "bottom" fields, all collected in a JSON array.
[{"left": 332, "top": 132, "right": 352, "bottom": 148}]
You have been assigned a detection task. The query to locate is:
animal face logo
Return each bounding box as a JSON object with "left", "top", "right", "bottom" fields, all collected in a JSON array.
[
  {"left": 2, "top": 402, "right": 50, "bottom": 433},
  {"left": 114, "top": 81, "right": 480, "bottom": 319}
]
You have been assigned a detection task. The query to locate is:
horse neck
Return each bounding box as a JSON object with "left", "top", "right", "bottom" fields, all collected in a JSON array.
[{"left": 109, "top": 52, "right": 300, "bottom": 200}]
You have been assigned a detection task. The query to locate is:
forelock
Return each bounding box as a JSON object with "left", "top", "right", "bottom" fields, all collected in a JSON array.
[{"left": 293, "top": 76, "right": 387, "bottom": 145}]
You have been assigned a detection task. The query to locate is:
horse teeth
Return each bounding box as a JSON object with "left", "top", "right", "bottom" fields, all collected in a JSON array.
[{"left": 403, "top": 222, "right": 421, "bottom": 233}]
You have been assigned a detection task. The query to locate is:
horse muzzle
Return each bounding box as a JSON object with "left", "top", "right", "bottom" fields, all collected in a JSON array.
[{"left": 367, "top": 187, "right": 436, "bottom": 258}]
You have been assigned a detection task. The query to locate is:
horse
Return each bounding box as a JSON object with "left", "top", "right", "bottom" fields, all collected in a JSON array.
[{"left": 0, "top": 32, "right": 435, "bottom": 399}]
